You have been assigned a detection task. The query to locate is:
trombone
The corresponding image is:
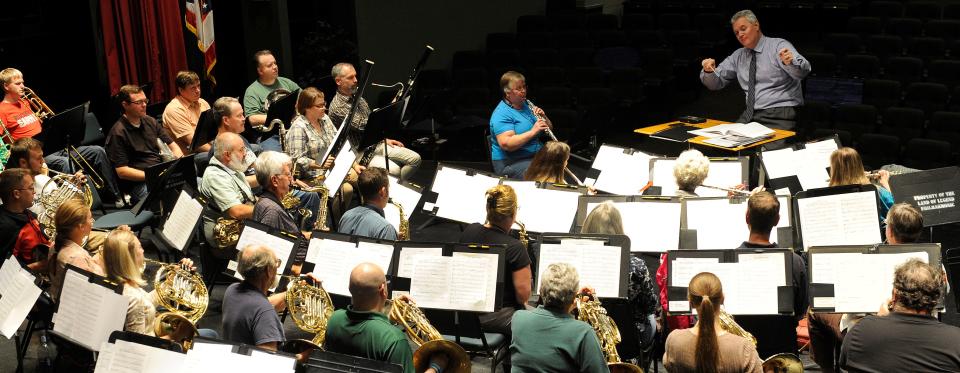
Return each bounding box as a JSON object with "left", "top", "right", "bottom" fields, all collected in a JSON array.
[{"left": 22, "top": 87, "right": 105, "bottom": 189}]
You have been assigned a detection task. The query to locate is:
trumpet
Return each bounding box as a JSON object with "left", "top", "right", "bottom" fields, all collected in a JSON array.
[
  {"left": 22, "top": 87, "right": 105, "bottom": 189},
  {"left": 526, "top": 100, "right": 584, "bottom": 186}
]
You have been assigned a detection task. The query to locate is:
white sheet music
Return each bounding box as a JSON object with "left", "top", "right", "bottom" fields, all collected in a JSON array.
[
  {"left": 385, "top": 176, "right": 422, "bottom": 233},
  {"left": 323, "top": 139, "right": 359, "bottom": 192},
  {"left": 669, "top": 257, "right": 784, "bottom": 315},
  {"left": 651, "top": 159, "right": 745, "bottom": 197},
  {"left": 684, "top": 196, "right": 790, "bottom": 250},
  {"left": 586, "top": 200, "right": 681, "bottom": 252},
  {"left": 761, "top": 139, "right": 836, "bottom": 190},
  {"left": 306, "top": 238, "right": 394, "bottom": 296},
  {"left": 94, "top": 340, "right": 186, "bottom": 373},
  {"left": 797, "top": 191, "right": 881, "bottom": 251},
  {"left": 233, "top": 225, "right": 296, "bottom": 292},
  {"left": 247, "top": 349, "right": 297, "bottom": 373},
  {"left": 591, "top": 144, "right": 654, "bottom": 195},
  {"left": 52, "top": 269, "right": 126, "bottom": 351},
  {"left": 409, "top": 253, "right": 499, "bottom": 312},
  {"left": 431, "top": 166, "right": 500, "bottom": 224},
  {"left": 503, "top": 180, "right": 581, "bottom": 233},
  {"left": 814, "top": 251, "right": 928, "bottom": 312},
  {"left": 162, "top": 191, "right": 203, "bottom": 251},
  {"left": 0, "top": 257, "right": 41, "bottom": 338},
  {"left": 397, "top": 246, "right": 443, "bottom": 278},
  {"left": 537, "top": 243, "right": 622, "bottom": 298},
  {"left": 182, "top": 341, "right": 235, "bottom": 372}
]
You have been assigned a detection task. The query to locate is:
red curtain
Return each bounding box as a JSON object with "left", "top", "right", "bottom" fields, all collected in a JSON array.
[{"left": 100, "top": 0, "right": 188, "bottom": 102}]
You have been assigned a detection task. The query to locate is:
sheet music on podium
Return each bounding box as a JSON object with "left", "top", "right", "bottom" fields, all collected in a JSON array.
[
  {"left": 228, "top": 222, "right": 296, "bottom": 292},
  {"left": 94, "top": 339, "right": 186, "bottom": 373},
  {"left": 668, "top": 252, "right": 788, "bottom": 315},
  {"left": 809, "top": 245, "right": 936, "bottom": 313},
  {"left": 408, "top": 251, "right": 500, "bottom": 312},
  {"left": 760, "top": 137, "right": 838, "bottom": 192},
  {"left": 796, "top": 189, "right": 881, "bottom": 251},
  {"left": 579, "top": 196, "right": 681, "bottom": 252},
  {"left": 537, "top": 241, "right": 623, "bottom": 298},
  {"left": 650, "top": 157, "right": 746, "bottom": 197},
  {"left": 161, "top": 190, "right": 203, "bottom": 251},
  {"left": 52, "top": 266, "right": 126, "bottom": 351},
  {"left": 502, "top": 180, "right": 581, "bottom": 232},
  {"left": 0, "top": 256, "right": 41, "bottom": 338},
  {"left": 426, "top": 164, "right": 501, "bottom": 224},
  {"left": 385, "top": 175, "right": 422, "bottom": 234},
  {"left": 305, "top": 235, "right": 395, "bottom": 296},
  {"left": 588, "top": 144, "right": 656, "bottom": 195},
  {"left": 684, "top": 196, "right": 791, "bottom": 250}
]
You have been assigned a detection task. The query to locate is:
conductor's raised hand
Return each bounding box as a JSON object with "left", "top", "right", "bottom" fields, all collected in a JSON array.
[
  {"left": 702, "top": 58, "right": 716, "bottom": 73},
  {"left": 779, "top": 48, "right": 794, "bottom": 65}
]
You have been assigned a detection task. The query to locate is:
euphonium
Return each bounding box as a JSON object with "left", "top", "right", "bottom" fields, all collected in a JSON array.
[
  {"left": 285, "top": 276, "right": 334, "bottom": 347},
  {"left": 575, "top": 292, "right": 644, "bottom": 373},
  {"left": 146, "top": 258, "right": 208, "bottom": 350},
  {"left": 37, "top": 173, "right": 92, "bottom": 241},
  {"left": 761, "top": 353, "right": 804, "bottom": 373},
  {"left": 718, "top": 308, "right": 757, "bottom": 345},
  {"left": 387, "top": 297, "right": 471, "bottom": 373},
  {"left": 388, "top": 198, "right": 409, "bottom": 240}
]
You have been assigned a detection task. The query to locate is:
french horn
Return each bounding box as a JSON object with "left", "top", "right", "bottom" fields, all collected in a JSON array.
[{"left": 146, "top": 258, "right": 208, "bottom": 350}]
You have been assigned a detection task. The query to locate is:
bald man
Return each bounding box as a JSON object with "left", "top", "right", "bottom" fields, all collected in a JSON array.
[{"left": 324, "top": 263, "right": 446, "bottom": 373}]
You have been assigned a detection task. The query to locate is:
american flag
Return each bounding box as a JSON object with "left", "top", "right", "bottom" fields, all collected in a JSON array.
[{"left": 185, "top": 0, "right": 217, "bottom": 85}]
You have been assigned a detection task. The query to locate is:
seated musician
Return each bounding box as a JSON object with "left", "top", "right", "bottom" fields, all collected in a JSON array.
[
  {"left": 0, "top": 68, "right": 123, "bottom": 204},
  {"left": 0, "top": 168, "right": 49, "bottom": 271},
  {"left": 105, "top": 84, "right": 184, "bottom": 204},
  {"left": 457, "top": 185, "right": 532, "bottom": 335},
  {"left": 47, "top": 198, "right": 107, "bottom": 302},
  {"left": 673, "top": 149, "right": 709, "bottom": 197},
  {"left": 809, "top": 202, "right": 924, "bottom": 373},
  {"left": 337, "top": 167, "right": 397, "bottom": 240},
  {"left": 243, "top": 50, "right": 301, "bottom": 152},
  {"left": 489, "top": 71, "right": 551, "bottom": 180},
  {"left": 325, "top": 263, "right": 446, "bottom": 373},
  {"left": 829, "top": 147, "right": 894, "bottom": 221},
  {"left": 253, "top": 151, "right": 312, "bottom": 241},
  {"left": 663, "top": 272, "right": 762, "bottom": 373},
  {"left": 287, "top": 87, "right": 363, "bottom": 221},
  {"left": 199, "top": 132, "right": 256, "bottom": 247},
  {"left": 510, "top": 263, "right": 609, "bottom": 372},
  {"left": 328, "top": 62, "right": 421, "bottom": 182},
  {"left": 99, "top": 229, "right": 206, "bottom": 340},
  {"left": 162, "top": 70, "right": 211, "bottom": 154},
  {"left": 523, "top": 141, "right": 568, "bottom": 184},
  {"left": 840, "top": 258, "right": 960, "bottom": 372},
  {"left": 581, "top": 201, "right": 660, "bottom": 355},
  {"left": 733, "top": 191, "right": 809, "bottom": 359}
]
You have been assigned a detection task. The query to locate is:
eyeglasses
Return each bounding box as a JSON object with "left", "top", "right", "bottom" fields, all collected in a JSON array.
[
  {"left": 313, "top": 103, "right": 325, "bottom": 108},
  {"left": 15, "top": 187, "right": 35, "bottom": 193},
  {"left": 128, "top": 99, "right": 149, "bottom": 105}
]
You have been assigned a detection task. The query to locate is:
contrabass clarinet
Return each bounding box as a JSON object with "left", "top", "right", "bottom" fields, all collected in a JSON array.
[{"left": 526, "top": 100, "right": 584, "bottom": 186}]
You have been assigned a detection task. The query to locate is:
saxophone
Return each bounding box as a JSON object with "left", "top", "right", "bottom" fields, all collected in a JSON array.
[
  {"left": 575, "top": 292, "right": 644, "bottom": 372},
  {"left": 718, "top": 308, "right": 757, "bottom": 345},
  {"left": 388, "top": 198, "right": 409, "bottom": 240},
  {"left": 513, "top": 221, "right": 529, "bottom": 248}
]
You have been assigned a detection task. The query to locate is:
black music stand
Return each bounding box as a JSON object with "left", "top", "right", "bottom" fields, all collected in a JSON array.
[
  {"left": 260, "top": 88, "right": 300, "bottom": 143},
  {"left": 38, "top": 102, "right": 88, "bottom": 170},
  {"left": 360, "top": 98, "right": 409, "bottom": 175},
  {"left": 189, "top": 109, "right": 219, "bottom": 152},
  {"left": 138, "top": 154, "right": 198, "bottom": 218},
  {"left": 305, "top": 350, "right": 403, "bottom": 373}
]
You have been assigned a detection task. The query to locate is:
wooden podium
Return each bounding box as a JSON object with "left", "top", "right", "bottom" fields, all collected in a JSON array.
[{"left": 634, "top": 119, "right": 795, "bottom": 153}]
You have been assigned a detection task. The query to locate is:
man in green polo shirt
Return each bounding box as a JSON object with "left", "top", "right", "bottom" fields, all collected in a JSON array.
[
  {"left": 243, "top": 49, "right": 300, "bottom": 151},
  {"left": 324, "top": 262, "right": 447, "bottom": 373}
]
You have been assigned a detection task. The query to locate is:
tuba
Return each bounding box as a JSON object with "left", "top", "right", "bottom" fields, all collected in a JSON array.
[
  {"left": 575, "top": 292, "right": 645, "bottom": 372},
  {"left": 37, "top": 173, "right": 93, "bottom": 241},
  {"left": 387, "top": 297, "right": 471, "bottom": 373},
  {"left": 285, "top": 276, "right": 335, "bottom": 348},
  {"left": 762, "top": 353, "right": 804, "bottom": 373},
  {"left": 388, "top": 198, "right": 409, "bottom": 240},
  {"left": 146, "top": 258, "right": 208, "bottom": 350}
]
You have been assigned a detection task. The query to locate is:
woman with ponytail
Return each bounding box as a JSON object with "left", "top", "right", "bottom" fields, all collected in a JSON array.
[
  {"left": 458, "top": 184, "right": 532, "bottom": 335},
  {"left": 663, "top": 272, "right": 761, "bottom": 373},
  {"left": 47, "top": 198, "right": 104, "bottom": 302}
]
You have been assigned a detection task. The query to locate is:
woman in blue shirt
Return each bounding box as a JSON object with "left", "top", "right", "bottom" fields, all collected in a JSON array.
[{"left": 489, "top": 71, "right": 551, "bottom": 179}]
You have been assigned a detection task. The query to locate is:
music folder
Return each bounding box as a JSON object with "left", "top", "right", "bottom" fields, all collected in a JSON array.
[
  {"left": 52, "top": 265, "right": 126, "bottom": 351},
  {"left": 420, "top": 162, "right": 503, "bottom": 225},
  {"left": 225, "top": 220, "right": 299, "bottom": 292},
  {"left": 794, "top": 184, "right": 883, "bottom": 251},
  {"left": 304, "top": 231, "right": 398, "bottom": 298},
  {"left": 534, "top": 233, "right": 630, "bottom": 298},
  {"left": 649, "top": 156, "right": 749, "bottom": 197},
  {"left": 759, "top": 135, "right": 840, "bottom": 194},
  {"left": 890, "top": 166, "right": 960, "bottom": 226},
  {"left": 260, "top": 88, "right": 301, "bottom": 142},
  {"left": 156, "top": 186, "right": 203, "bottom": 252},
  {"left": 189, "top": 108, "right": 219, "bottom": 152},
  {"left": 586, "top": 144, "right": 657, "bottom": 195},
  {"left": 391, "top": 242, "right": 506, "bottom": 313},
  {"left": 808, "top": 244, "right": 942, "bottom": 313},
  {"left": 37, "top": 101, "right": 88, "bottom": 155},
  {"left": 305, "top": 349, "right": 404, "bottom": 373},
  {"left": 680, "top": 195, "right": 794, "bottom": 251},
  {"left": 0, "top": 256, "right": 42, "bottom": 338},
  {"left": 574, "top": 195, "right": 682, "bottom": 252},
  {"left": 665, "top": 249, "right": 795, "bottom": 315}
]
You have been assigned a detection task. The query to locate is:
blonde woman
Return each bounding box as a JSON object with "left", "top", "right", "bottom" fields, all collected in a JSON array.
[
  {"left": 48, "top": 198, "right": 104, "bottom": 302},
  {"left": 829, "top": 147, "right": 894, "bottom": 218}
]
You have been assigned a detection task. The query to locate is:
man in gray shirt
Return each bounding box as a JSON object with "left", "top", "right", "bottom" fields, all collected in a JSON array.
[
  {"left": 222, "top": 245, "right": 285, "bottom": 350},
  {"left": 700, "top": 10, "right": 811, "bottom": 130},
  {"left": 338, "top": 167, "right": 398, "bottom": 240}
]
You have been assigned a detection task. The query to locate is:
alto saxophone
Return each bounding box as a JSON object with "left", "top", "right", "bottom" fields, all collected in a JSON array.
[
  {"left": 718, "top": 308, "right": 757, "bottom": 345},
  {"left": 388, "top": 198, "right": 409, "bottom": 240},
  {"left": 513, "top": 221, "right": 529, "bottom": 248},
  {"left": 575, "top": 292, "right": 644, "bottom": 372}
]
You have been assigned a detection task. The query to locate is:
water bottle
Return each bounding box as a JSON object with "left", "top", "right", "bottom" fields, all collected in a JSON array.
[{"left": 37, "top": 331, "right": 54, "bottom": 373}]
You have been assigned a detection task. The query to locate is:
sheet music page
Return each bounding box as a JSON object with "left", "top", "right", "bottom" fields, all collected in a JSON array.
[
  {"left": 409, "top": 256, "right": 452, "bottom": 308},
  {"left": 307, "top": 238, "right": 358, "bottom": 296},
  {"left": 731, "top": 253, "right": 787, "bottom": 315},
  {"left": 833, "top": 252, "right": 928, "bottom": 312},
  {"left": 432, "top": 168, "right": 498, "bottom": 224},
  {"left": 650, "top": 159, "right": 678, "bottom": 195},
  {"left": 104, "top": 340, "right": 185, "bottom": 373},
  {"left": 588, "top": 201, "right": 681, "bottom": 252},
  {"left": 793, "top": 148, "right": 831, "bottom": 190},
  {"left": 761, "top": 147, "right": 797, "bottom": 179},
  {"left": 797, "top": 191, "right": 881, "bottom": 250},
  {"left": 233, "top": 226, "right": 295, "bottom": 291},
  {"left": 93, "top": 342, "right": 115, "bottom": 373},
  {"left": 323, "top": 139, "right": 358, "bottom": 192},
  {"left": 696, "top": 161, "right": 746, "bottom": 197},
  {"left": 0, "top": 257, "right": 41, "bottom": 338},
  {"left": 505, "top": 180, "right": 580, "bottom": 233},
  {"left": 452, "top": 252, "right": 500, "bottom": 312},
  {"left": 183, "top": 341, "right": 235, "bottom": 371},
  {"left": 670, "top": 258, "right": 721, "bottom": 287},
  {"left": 803, "top": 139, "right": 840, "bottom": 166},
  {"left": 355, "top": 241, "right": 395, "bottom": 275},
  {"left": 162, "top": 191, "right": 203, "bottom": 251},
  {"left": 685, "top": 199, "right": 749, "bottom": 250},
  {"left": 397, "top": 246, "right": 443, "bottom": 278},
  {"left": 738, "top": 253, "right": 787, "bottom": 286},
  {"left": 248, "top": 349, "right": 297, "bottom": 373},
  {"left": 385, "top": 176, "right": 422, "bottom": 232},
  {"left": 592, "top": 145, "right": 653, "bottom": 194},
  {"left": 52, "top": 269, "right": 126, "bottom": 351},
  {"left": 537, "top": 243, "right": 622, "bottom": 298}
]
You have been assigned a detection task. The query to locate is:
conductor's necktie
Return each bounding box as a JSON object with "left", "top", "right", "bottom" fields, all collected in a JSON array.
[{"left": 745, "top": 49, "right": 757, "bottom": 121}]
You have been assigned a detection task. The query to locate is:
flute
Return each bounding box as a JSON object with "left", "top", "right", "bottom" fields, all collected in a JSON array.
[
  {"left": 527, "top": 100, "right": 585, "bottom": 187},
  {"left": 699, "top": 184, "right": 752, "bottom": 196}
]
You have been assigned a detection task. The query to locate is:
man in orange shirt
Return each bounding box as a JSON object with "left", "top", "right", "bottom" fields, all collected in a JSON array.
[
  {"left": 162, "top": 70, "right": 211, "bottom": 153},
  {"left": 0, "top": 68, "right": 122, "bottom": 202}
]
